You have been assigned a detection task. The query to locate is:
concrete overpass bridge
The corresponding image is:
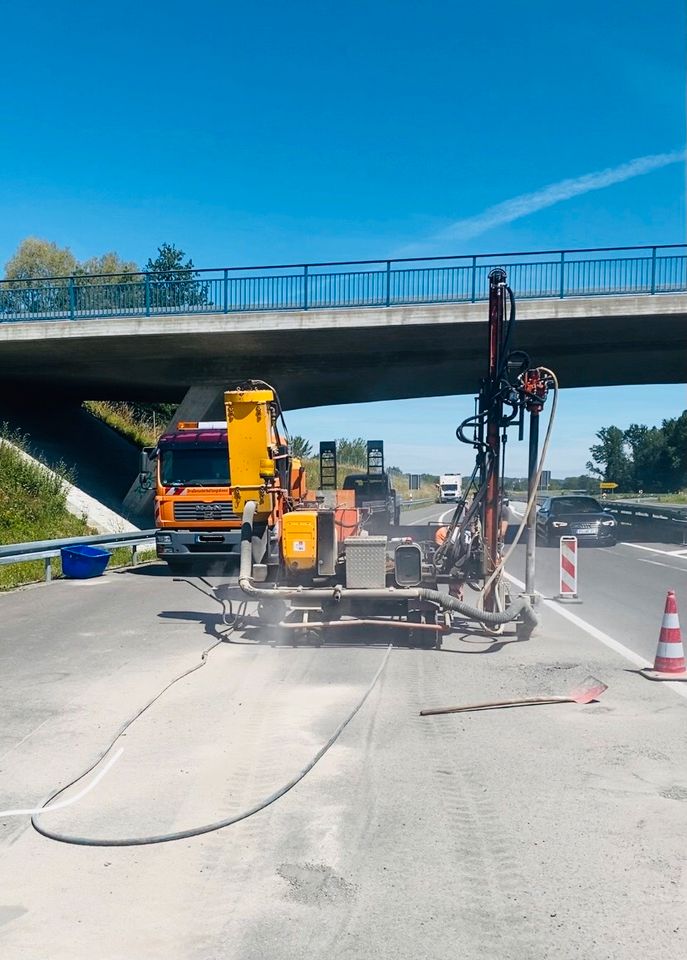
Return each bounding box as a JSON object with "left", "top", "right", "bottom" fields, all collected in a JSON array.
[{"left": 1, "top": 244, "right": 685, "bottom": 417}]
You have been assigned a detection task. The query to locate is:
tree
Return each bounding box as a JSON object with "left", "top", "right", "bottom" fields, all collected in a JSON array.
[
  {"left": 291, "top": 436, "right": 313, "bottom": 459},
  {"left": 2, "top": 238, "right": 78, "bottom": 313},
  {"left": 145, "top": 243, "right": 209, "bottom": 309},
  {"left": 4, "top": 237, "right": 78, "bottom": 280},
  {"left": 336, "top": 438, "right": 367, "bottom": 469},
  {"left": 75, "top": 252, "right": 143, "bottom": 312},
  {"left": 78, "top": 252, "right": 139, "bottom": 277},
  {"left": 586, "top": 425, "right": 634, "bottom": 490},
  {"left": 560, "top": 475, "right": 597, "bottom": 493},
  {"left": 661, "top": 412, "right": 687, "bottom": 490},
  {"left": 1, "top": 238, "right": 142, "bottom": 315}
]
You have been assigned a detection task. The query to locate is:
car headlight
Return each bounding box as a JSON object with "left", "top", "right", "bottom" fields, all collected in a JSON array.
[
  {"left": 157, "top": 534, "right": 173, "bottom": 543},
  {"left": 601, "top": 519, "right": 615, "bottom": 527},
  {"left": 552, "top": 521, "right": 568, "bottom": 528}
]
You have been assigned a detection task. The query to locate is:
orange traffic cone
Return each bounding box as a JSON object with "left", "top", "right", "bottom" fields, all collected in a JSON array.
[{"left": 641, "top": 590, "right": 687, "bottom": 681}]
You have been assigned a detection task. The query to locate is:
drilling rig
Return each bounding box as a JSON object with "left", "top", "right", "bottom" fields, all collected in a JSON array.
[{"left": 225, "top": 269, "right": 555, "bottom": 646}]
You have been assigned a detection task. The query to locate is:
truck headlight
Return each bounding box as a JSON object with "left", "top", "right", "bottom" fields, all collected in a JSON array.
[
  {"left": 552, "top": 521, "right": 568, "bottom": 528},
  {"left": 157, "top": 534, "right": 172, "bottom": 544}
]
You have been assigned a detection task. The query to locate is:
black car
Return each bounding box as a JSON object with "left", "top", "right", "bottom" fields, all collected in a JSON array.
[{"left": 536, "top": 495, "right": 617, "bottom": 546}]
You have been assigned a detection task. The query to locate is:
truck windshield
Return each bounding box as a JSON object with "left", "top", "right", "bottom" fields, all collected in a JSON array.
[
  {"left": 160, "top": 447, "right": 230, "bottom": 486},
  {"left": 442, "top": 484, "right": 457, "bottom": 492}
]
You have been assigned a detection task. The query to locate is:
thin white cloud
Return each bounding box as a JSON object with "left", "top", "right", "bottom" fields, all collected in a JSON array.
[{"left": 409, "top": 150, "right": 686, "bottom": 250}]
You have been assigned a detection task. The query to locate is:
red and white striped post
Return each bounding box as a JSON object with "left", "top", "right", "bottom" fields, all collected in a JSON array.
[{"left": 558, "top": 536, "right": 580, "bottom": 602}]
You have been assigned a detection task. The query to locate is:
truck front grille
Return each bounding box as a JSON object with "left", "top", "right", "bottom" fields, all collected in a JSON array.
[{"left": 173, "top": 501, "right": 239, "bottom": 522}]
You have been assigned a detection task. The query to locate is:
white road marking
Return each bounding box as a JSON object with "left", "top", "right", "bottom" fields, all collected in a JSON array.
[
  {"left": 0, "top": 747, "right": 123, "bottom": 817},
  {"left": 638, "top": 558, "right": 687, "bottom": 573},
  {"left": 621, "top": 542, "right": 687, "bottom": 559},
  {"left": 505, "top": 572, "right": 687, "bottom": 701}
]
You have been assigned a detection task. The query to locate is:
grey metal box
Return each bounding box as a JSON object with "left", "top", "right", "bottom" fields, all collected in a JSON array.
[{"left": 344, "top": 536, "right": 387, "bottom": 588}]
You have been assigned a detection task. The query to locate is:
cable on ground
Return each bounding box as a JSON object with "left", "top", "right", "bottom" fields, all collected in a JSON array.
[{"left": 30, "top": 643, "right": 392, "bottom": 847}]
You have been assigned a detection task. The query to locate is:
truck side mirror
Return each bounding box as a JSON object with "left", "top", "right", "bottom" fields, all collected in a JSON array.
[{"left": 139, "top": 447, "right": 155, "bottom": 490}]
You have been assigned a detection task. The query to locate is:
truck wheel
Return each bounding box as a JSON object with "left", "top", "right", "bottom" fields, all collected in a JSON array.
[{"left": 166, "top": 558, "right": 190, "bottom": 575}]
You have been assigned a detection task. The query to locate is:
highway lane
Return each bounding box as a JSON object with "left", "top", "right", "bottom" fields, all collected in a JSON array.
[
  {"left": 404, "top": 500, "right": 687, "bottom": 665},
  {"left": 1, "top": 509, "right": 687, "bottom": 958}
]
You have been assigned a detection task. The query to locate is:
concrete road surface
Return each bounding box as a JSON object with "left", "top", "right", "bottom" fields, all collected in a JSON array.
[{"left": 1, "top": 508, "right": 687, "bottom": 959}]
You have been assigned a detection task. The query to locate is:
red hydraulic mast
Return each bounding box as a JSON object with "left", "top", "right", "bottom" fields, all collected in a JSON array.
[{"left": 482, "top": 267, "right": 507, "bottom": 609}]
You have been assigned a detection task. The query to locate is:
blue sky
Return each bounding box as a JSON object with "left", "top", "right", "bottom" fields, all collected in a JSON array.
[{"left": 0, "top": 0, "right": 684, "bottom": 475}]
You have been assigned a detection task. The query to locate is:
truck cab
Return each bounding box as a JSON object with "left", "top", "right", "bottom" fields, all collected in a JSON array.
[
  {"left": 143, "top": 421, "right": 242, "bottom": 573},
  {"left": 341, "top": 472, "right": 400, "bottom": 528},
  {"left": 438, "top": 473, "right": 462, "bottom": 503}
]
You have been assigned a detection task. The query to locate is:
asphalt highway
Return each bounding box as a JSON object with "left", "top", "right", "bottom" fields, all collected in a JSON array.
[{"left": 1, "top": 505, "right": 686, "bottom": 959}]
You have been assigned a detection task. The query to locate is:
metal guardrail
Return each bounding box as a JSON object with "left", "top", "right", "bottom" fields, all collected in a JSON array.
[
  {"left": 0, "top": 244, "right": 684, "bottom": 323},
  {"left": 603, "top": 501, "right": 687, "bottom": 544},
  {"left": 0, "top": 530, "right": 157, "bottom": 582}
]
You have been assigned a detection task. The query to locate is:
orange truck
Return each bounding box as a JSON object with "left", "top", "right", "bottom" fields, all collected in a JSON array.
[
  {"left": 143, "top": 421, "right": 242, "bottom": 573},
  {"left": 143, "top": 418, "right": 311, "bottom": 574}
]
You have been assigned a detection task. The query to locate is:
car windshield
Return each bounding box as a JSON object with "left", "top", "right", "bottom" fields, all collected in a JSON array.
[
  {"left": 160, "top": 447, "right": 230, "bottom": 486},
  {"left": 550, "top": 497, "right": 602, "bottom": 515}
]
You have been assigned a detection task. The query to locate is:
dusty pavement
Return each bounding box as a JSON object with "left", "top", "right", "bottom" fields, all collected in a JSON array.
[{"left": 1, "top": 559, "right": 687, "bottom": 959}]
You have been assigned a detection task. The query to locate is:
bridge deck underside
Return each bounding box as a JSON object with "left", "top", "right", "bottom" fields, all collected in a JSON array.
[{"left": 1, "top": 296, "right": 685, "bottom": 407}]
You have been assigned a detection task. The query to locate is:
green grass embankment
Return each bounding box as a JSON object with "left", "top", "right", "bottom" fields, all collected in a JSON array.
[
  {"left": 83, "top": 401, "right": 161, "bottom": 447},
  {"left": 0, "top": 429, "right": 92, "bottom": 589}
]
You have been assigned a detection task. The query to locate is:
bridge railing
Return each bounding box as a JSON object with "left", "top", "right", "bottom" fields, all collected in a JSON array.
[{"left": 0, "top": 244, "right": 684, "bottom": 322}]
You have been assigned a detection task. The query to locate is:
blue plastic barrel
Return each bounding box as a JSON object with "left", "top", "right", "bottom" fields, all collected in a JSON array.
[{"left": 60, "top": 544, "right": 111, "bottom": 579}]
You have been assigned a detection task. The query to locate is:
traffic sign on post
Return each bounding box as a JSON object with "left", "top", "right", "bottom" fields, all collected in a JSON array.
[{"left": 599, "top": 482, "right": 618, "bottom": 489}]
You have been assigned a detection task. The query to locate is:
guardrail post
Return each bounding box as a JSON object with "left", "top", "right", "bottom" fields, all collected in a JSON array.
[
  {"left": 44, "top": 557, "right": 52, "bottom": 582},
  {"left": 471, "top": 256, "right": 477, "bottom": 302},
  {"left": 132, "top": 544, "right": 138, "bottom": 566},
  {"left": 303, "top": 265, "right": 309, "bottom": 310},
  {"left": 68, "top": 278, "right": 76, "bottom": 320},
  {"left": 650, "top": 246, "right": 657, "bottom": 294},
  {"left": 145, "top": 272, "right": 151, "bottom": 316},
  {"left": 223, "top": 268, "right": 229, "bottom": 312},
  {"left": 385, "top": 260, "right": 391, "bottom": 306},
  {"left": 559, "top": 251, "right": 566, "bottom": 298}
]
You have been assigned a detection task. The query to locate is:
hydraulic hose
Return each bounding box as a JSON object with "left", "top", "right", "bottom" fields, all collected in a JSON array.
[{"left": 417, "top": 589, "right": 538, "bottom": 630}]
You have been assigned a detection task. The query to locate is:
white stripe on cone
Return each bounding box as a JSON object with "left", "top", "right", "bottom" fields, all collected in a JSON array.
[
  {"left": 661, "top": 613, "right": 680, "bottom": 630},
  {"left": 656, "top": 641, "right": 684, "bottom": 661}
]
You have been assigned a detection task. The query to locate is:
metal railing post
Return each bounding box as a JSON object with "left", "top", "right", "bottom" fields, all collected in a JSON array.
[
  {"left": 145, "top": 273, "right": 151, "bottom": 316},
  {"left": 223, "top": 268, "right": 229, "bottom": 312},
  {"left": 303, "top": 265, "right": 309, "bottom": 310},
  {"left": 132, "top": 544, "right": 138, "bottom": 566},
  {"left": 471, "top": 256, "right": 477, "bottom": 302},
  {"left": 385, "top": 260, "right": 391, "bottom": 306},
  {"left": 44, "top": 557, "right": 52, "bottom": 582},
  {"left": 68, "top": 277, "right": 76, "bottom": 320},
  {"left": 559, "top": 251, "right": 566, "bottom": 298},
  {"left": 650, "top": 246, "right": 657, "bottom": 294}
]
